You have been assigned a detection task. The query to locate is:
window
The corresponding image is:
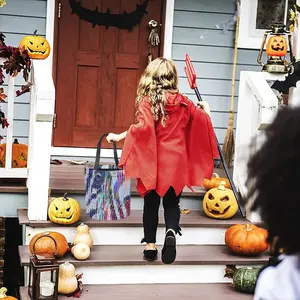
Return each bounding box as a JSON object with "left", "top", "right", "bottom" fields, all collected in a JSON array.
[{"left": 238, "top": 0, "right": 296, "bottom": 49}]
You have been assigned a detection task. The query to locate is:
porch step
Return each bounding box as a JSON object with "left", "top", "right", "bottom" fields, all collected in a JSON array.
[{"left": 20, "top": 283, "right": 253, "bottom": 300}]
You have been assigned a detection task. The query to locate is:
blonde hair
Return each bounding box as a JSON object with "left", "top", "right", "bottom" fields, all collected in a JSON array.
[{"left": 136, "top": 57, "right": 179, "bottom": 126}]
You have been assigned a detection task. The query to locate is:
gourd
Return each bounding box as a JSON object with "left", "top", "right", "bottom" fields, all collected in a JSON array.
[
  {"left": 0, "top": 139, "right": 28, "bottom": 168},
  {"left": 48, "top": 193, "right": 81, "bottom": 225},
  {"left": 73, "top": 223, "right": 93, "bottom": 248},
  {"left": 71, "top": 243, "right": 90, "bottom": 260},
  {"left": 266, "top": 35, "right": 287, "bottom": 57},
  {"left": 58, "top": 262, "right": 78, "bottom": 295},
  {"left": 0, "top": 287, "right": 17, "bottom": 300},
  {"left": 203, "top": 173, "right": 231, "bottom": 190},
  {"left": 225, "top": 265, "right": 261, "bottom": 294},
  {"left": 203, "top": 181, "right": 238, "bottom": 219},
  {"left": 29, "top": 231, "right": 69, "bottom": 257},
  {"left": 225, "top": 224, "right": 268, "bottom": 255}
]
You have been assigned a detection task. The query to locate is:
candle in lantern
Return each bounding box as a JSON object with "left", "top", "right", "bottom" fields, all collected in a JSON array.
[{"left": 40, "top": 280, "right": 55, "bottom": 297}]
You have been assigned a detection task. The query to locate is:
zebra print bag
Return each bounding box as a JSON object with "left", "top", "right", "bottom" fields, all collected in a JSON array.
[{"left": 84, "top": 134, "right": 131, "bottom": 221}]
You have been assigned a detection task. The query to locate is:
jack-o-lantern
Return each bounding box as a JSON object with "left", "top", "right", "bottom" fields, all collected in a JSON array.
[
  {"left": 203, "top": 181, "right": 238, "bottom": 219},
  {"left": 0, "top": 139, "right": 28, "bottom": 168},
  {"left": 48, "top": 193, "right": 80, "bottom": 225},
  {"left": 266, "top": 35, "right": 288, "bottom": 57},
  {"left": 19, "top": 30, "right": 50, "bottom": 59}
]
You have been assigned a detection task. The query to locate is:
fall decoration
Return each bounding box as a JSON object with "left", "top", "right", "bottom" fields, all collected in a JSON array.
[
  {"left": 0, "top": 88, "right": 6, "bottom": 102},
  {"left": 203, "top": 173, "right": 231, "bottom": 190},
  {"left": 225, "top": 265, "right": 261, "bottom": 294},
  {"left": 225, "top": 224, "right": 268, "bottom": 256},
  {"left": 180, "top": 208, "right": 191, "bottom": 215},
  {"left": 29, "top": 231, "right": 69, "bottom": 258},
  {"left": 0, "top": 1, "right": 6, "bottom": 8},
  {"left": 266, "top": 35, "right": 288, "bottom": 57},
  {"left": 203, "top": 181, "right": 238, "bottom": 219},
  {"left": 0, "top": 287, "right": 17, "bottom": 300},
  {"left": 71, "top": 243, "right": 90, "bottom": 260},
  {"left": 289, "top": 4, "right": 300, "bottom": 32},
  {"left": 73, "top": 223, "right": 93, "bottom": 248},
  {"left": 58, "top": 262, "right": 78, "bottom": 295},
  {"left": 19, "top": 30, "right": 50, "bottom": 59},
  {"left": 48, "top": 193, "right": 81, "bottom": 225}
]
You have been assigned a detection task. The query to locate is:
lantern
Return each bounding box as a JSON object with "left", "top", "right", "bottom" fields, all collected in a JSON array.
[
  {"left": 28, "top": 234, "right": 59, "bottom": 300},
  {"left": 257, "top": 22, "right": 294, "bottom": 73}
]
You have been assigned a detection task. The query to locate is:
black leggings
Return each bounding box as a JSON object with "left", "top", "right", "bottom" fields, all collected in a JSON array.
[{"left": 142, "top": 187, "right": 182, "bottom": 243}]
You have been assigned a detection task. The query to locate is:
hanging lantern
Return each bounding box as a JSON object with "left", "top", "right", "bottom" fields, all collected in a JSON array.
[
  {"left": 28, "top": 233, "right": 59, "bottom": 300},
  {"left": 257, "top": 22, "right": 295, "bottom": 73}
]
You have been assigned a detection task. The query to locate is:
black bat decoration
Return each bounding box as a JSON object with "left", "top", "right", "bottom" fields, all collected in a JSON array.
[
  {"left": 271, "top": 61, "right": 300, "bottom": 94},
  {"left": 69, "top": 0, "right": 150, "bottom": 31}
]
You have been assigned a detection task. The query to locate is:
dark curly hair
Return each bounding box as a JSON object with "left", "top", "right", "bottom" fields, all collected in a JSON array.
[{"left": 247, "top": 106, "right": 300, "bottom": 255}]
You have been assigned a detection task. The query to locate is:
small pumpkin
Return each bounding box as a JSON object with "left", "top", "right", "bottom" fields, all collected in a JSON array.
[
  {"left": 19, "top": 30, "right": 50, "bottom": 59},
  {"left": 71, "top": 242, "right": 90, "bottom": 260},
  {"left": 29, "top": 231, "right": 69, "bottom": 257},
  {"left": 48, "top": 193, "right": 80, "bottom": 225},
  {"left": 266, "top": 35, "right": 288, "bottom": 57},
  {"left": 0, "top": 287, "right": 17, "bottom": 300},
  {"left": 224, "top": 265, "right": 261, "bottom": 294},
  {"left": 203, "top": 181, "right": 238, "bottom": 219},
  {"left": 58, "top": 262, "right": 78, "bottom": 295},
  {"left": 225, "top": 224, "right": 268, "bottom": 255},
  {"left": 0, "top": 139, "right": 28, "bottom": 168},
  {"left": 203, "top": 173, "right": 231, "bottom": 190},
  {"left": 73, "top": 223, "right": 93, "bottom": 248}
]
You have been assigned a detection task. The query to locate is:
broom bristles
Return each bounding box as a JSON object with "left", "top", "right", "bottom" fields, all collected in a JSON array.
[{"left": 222, "top": 125, "right": 235, "bottom": 168}]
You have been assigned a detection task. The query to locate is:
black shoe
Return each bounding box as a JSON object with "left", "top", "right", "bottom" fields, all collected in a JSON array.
[
  {"left": 162, "top": 229, "right": 176, "bottom": 264},
  {"left": 143, "top": 249, "right": 158, "bottom": 261}
]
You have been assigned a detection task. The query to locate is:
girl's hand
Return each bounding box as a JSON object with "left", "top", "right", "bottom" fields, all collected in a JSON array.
[
  {"left": 197, "top": 101, "right": 211, "bottom": 117},
  {"left": 106, "top": 133, "right": 120, "bottom": 143}
]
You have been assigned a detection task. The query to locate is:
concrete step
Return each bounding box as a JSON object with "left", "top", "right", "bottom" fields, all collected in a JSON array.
[
  {"left": 19, "top": 244, "right": 268, "bottom": 285},
  {"left": 20, "top": 283, "right": 253, "bottom": 300}
]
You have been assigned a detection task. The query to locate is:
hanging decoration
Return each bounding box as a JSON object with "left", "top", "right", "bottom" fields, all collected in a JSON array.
[
  {"left": 289, "top": 4, "right": 300, "bottom": 32},
  {"left": 69, "top": 0, "right": 150, "bottom": 30},
  {"left": 148, "top": 20, "right": 160, "bottom": 63}
]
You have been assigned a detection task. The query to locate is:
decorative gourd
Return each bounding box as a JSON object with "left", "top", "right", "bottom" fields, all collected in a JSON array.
[
  {"left": 225, "top": 265, "right": 261, "bottom": 294},
  {"left": 19, "top": 30, "right": 50, "bottom": 59},
  {"left": 0, "top": 139, "right": 28, "bottom": 168},
  {"left": 225, "top": 224, "right": 268, "bottom": 255},
  {"left": 0, "top": 287, "right": 17, "bottom": 300},
  {"left": 29, "top": 231, "right": 69, "bottom": 257},
  {"left": 203, "top": 173, "right": 231, "bottom": 190},
  {"left": 266, "top": 35, "right": 287, "bottom": 57},
  {"left": 48, "top": 193, "right": 80, "bottom": 225},
  {"left": 58, "top": 262, "right": 78, "bottom": 295},
  {"left": 71, "top": 243, "right": 90, "bottom": 260},
  {"left": 73, "top": 223, "right": 93, "bottom": 248},
  {"left": 203, "top": 181, "right": 238, "bottom": 219}
]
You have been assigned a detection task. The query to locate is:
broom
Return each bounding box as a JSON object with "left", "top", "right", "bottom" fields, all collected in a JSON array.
[{"left": 222, "top": 0, "right": 240, "bottom": 168}]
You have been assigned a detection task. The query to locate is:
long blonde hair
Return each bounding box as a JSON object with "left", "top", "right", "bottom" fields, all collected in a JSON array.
[{"left": 136, "top": 57, "right": 179, "bottom": 126}]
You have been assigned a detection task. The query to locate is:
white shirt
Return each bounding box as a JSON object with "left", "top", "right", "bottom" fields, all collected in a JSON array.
[{"left": 254, "top": 254, "right": 300, "bottom": 300}]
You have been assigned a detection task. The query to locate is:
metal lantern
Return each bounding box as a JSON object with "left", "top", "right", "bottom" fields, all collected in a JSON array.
[
  {"left": 28, "top": 235, "right": 59, "bottom": 300},
  {"left": 257, "top": 22, "right": 295, "bottom": 73}
]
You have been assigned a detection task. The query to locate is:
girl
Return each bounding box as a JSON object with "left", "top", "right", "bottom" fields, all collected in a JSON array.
[
  {"left": 247, "top": 107, "right": 300, "bottom": 299},
  {"left": 107, "top": 58, "right": 218, "bottom": 264}
]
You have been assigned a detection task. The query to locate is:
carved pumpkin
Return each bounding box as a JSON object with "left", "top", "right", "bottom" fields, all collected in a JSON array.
[
  {"left": 0, "top": 139, "right": 28, "bottom": 168},
  {"left": 203, "top": 173, "right": 231, "bottom": 190},
  {"left": 225, "top": 224, "right": 268, "bottom": 255},
  {"left": 266, "top": 35, "right": 288, "bottom": 57},
  {"left": 48, "top": 193, "right": 81, "bottom": 225},
  {"left": 203, "top": 181, "right": 238, "bottom": 219},
  {"left": 29, "top": 231, "right": 69, "bottom": 257},
  {"left": 19, "top": 30, "right": 50, "bottom": 59}
]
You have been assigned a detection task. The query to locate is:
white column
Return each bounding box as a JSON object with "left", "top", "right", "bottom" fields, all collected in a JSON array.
[{"left": 163, "top": 0, "right": 175, "bottom": 59}]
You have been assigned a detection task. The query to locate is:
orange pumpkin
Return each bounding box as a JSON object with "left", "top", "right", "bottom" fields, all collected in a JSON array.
[
  {"left": 0, "top": 287, "right": 17, "bottom": 300},
  {"left": 29, "top": 231, "right": 69, "bottom": 258},
  {"left": 266, "top": 35, "right": 288, "bottom": 57},
  {"left": 203, "top": 173, "right": 231, "bottom": 190},
  {"left": 225, "top": 224, "right": 268, "bottom": 256},
  {"left": 0, "top": 139, "right": 28, "bottom": 168}
]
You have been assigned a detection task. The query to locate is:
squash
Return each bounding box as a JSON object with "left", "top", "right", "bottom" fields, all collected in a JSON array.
[
  {"left": 29, "top": 231, "right": 69, "bottom": 258},
  {"left": 203, "top": 181, "right": 238, "bottom": 219},
  {"left": 71, "top": 243, "right": 90, "bottom": 260},
  {"left": 48, "top": 193, "right": 80, "bottom": 225},
  {"left": 225, "top": 265, "right": 261, "bottom": 294},
  {"left": 203, "top": 173, "right": 231, "bottom": 190},
  {"left": 0, "top": 287, "right": 17, "bottom": 300},
  {"left": 19, "top": 30, "right": 50, "bottom": 59},
  {"left": 0, "top": 139, "right": 28, "bottom": 168},
  {"left": 266, "top": 35, "right": 287, "bottom": 57},
  {"left": 73, "top": 223, "right": 93, "bottom": 248},
  {"left": 58, "top": 262, "right": 78, "bottom": 295},
  {"left": 225, "top": 224, "right": 268, "bottom": 256}
]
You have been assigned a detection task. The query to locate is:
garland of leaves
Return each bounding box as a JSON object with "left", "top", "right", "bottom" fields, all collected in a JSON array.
[{"left": 289, "top": 4, "right": 300, "bottom": 32}]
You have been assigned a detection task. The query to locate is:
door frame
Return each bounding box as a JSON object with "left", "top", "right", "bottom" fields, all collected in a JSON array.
[{"left": 46, "top": 0, "right": 175, "bottom": 158}]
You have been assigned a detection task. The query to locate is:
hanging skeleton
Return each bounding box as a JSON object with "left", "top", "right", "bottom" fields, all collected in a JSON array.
[{"left": 148, "top": 20, "right": 160, "bottom": 63}]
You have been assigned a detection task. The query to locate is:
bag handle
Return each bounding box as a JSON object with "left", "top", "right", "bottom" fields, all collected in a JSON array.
[{"left": 94, "top": 133, "right": 119, "bottom": 169}]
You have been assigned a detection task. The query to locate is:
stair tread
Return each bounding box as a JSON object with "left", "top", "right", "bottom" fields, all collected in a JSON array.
[
  {"left": 19, "top": 244, "right": 269, "bottom": 267},
  {"left": 20, "top": 283, "right": 253, "bottom": 300},
  {"left": 18, "top": 209, "right": 256, "bottom": 228}
]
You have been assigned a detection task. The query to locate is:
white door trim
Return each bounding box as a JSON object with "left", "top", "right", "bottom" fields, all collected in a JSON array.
[{"left": 47, "top": 0, "right": 175, "bottom": 158}]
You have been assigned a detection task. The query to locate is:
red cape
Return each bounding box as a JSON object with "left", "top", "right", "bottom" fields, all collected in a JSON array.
[{"left": 119, "top": 93, "right": 219, "bottom": 197}]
